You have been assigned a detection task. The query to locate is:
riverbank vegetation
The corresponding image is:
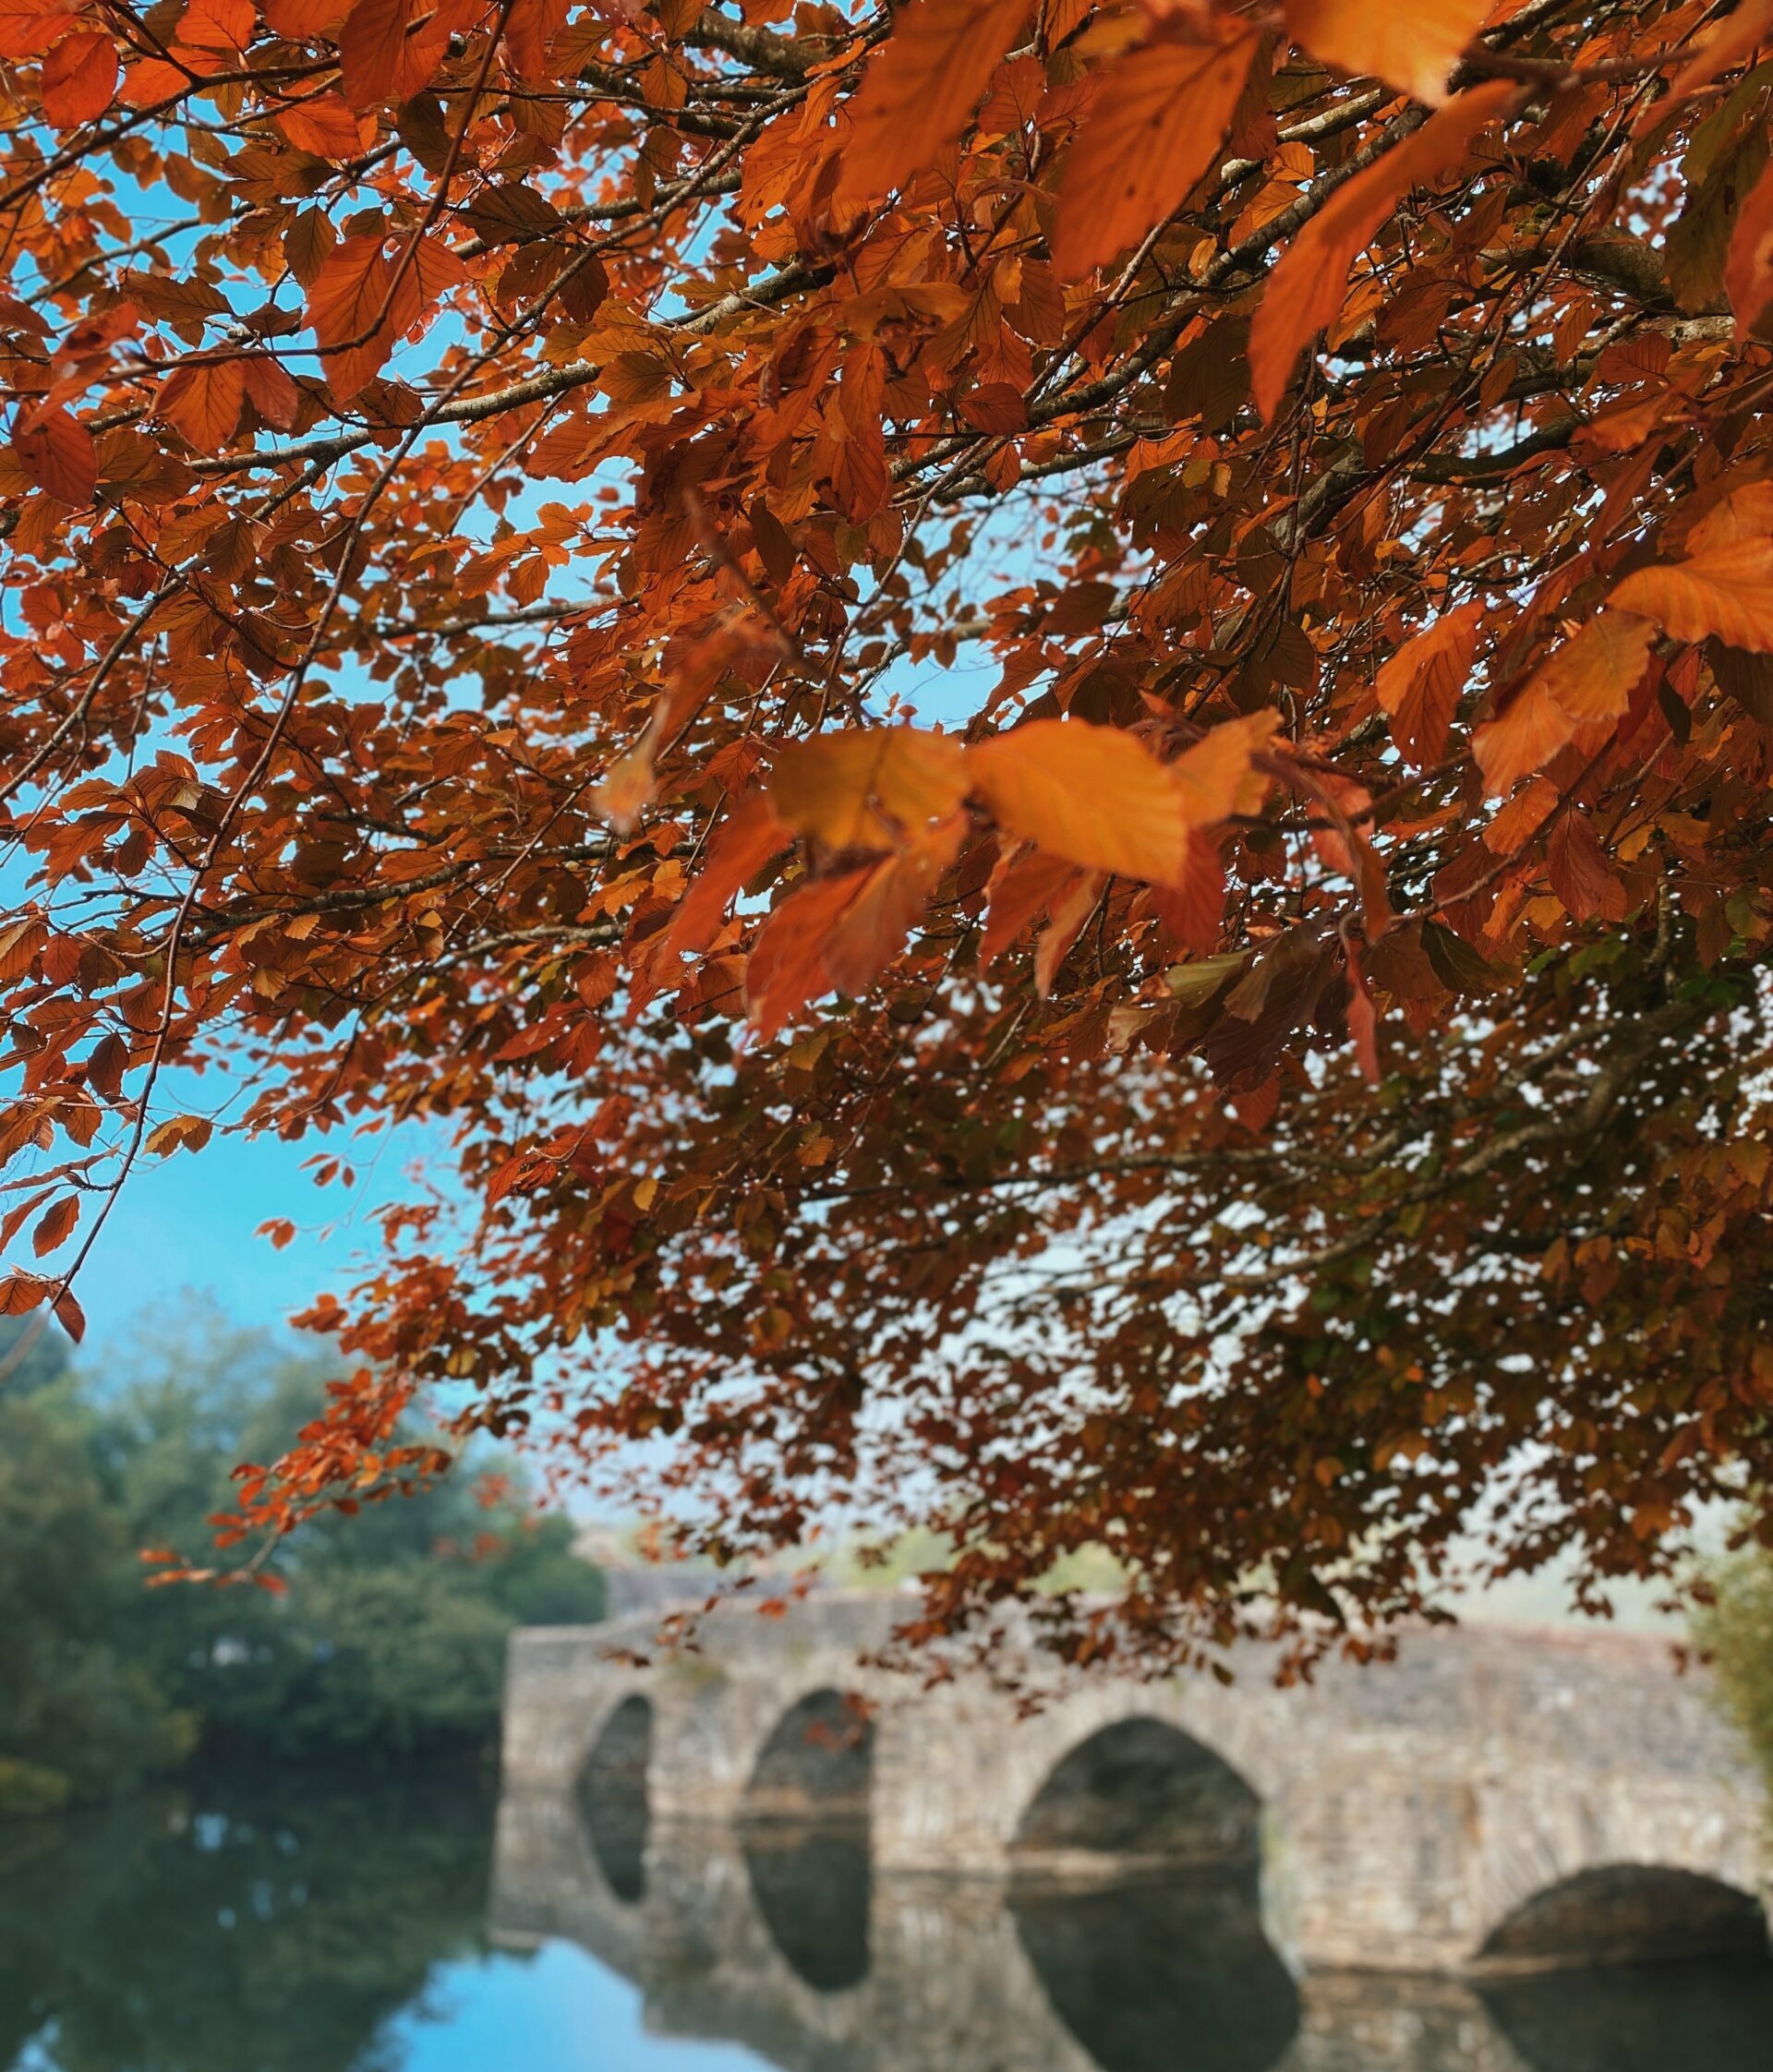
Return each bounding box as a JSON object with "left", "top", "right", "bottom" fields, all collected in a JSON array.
[
  {"left": 0, "top": 1315, "right": 603, "bottom": 1819},
  {"left": 1697, "top": 1549, "right": 1773, "bottom": 1793}
]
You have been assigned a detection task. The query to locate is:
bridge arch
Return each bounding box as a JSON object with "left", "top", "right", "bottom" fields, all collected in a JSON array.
[
  {"left": 1479, "top": 1862, "right": 1769, "bottom": 1969},
  {"left": 738, "top": 1686, "right": 874, "bottom": 1994},
  {"left": 742, "top": 1686, "right": 874, "bottom": 1822},
  {"left": 1011, "top": 1714, "right": 1264, "bottom": 1876},
  {"left": 576, "top": 1693, "right": 652, "bottom": 1904}
]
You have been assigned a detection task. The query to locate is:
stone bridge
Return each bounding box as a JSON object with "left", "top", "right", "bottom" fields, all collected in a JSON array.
[{"left": 498, "top": 1592, "right": 1770, "bottom": 1976}]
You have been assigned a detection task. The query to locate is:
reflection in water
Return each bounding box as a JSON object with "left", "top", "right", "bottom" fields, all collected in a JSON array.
[
  {"left": 1010, "top": 1870, "right": 1298, "bottom": 2072},
  {"left": 0, "top": 1771, "right": 496, "bottom": 2072},
  {"left": 6, "top": 1765, "right": 1773, "bottom": 2072},
  {"left": 1478, "top": 1958, "right": 1773, "bottom": 2072},
  {"left": 740, "top": 1823, "right": 871, "bottom": 1994}
]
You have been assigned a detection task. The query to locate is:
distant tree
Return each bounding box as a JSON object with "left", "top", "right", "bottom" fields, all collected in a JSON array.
[
  {"left": 0, "top": 1323, "right": 194, "bottom": 1814},
  {"left": 1696, "top": 1548, "right": 1773, "bottom": 1792},
  {"left": 0, "top": 1311, "right": 603, "bottom": 1806}
]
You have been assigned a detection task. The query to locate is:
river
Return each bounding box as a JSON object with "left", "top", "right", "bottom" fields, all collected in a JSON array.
[{"left": 3, "top": 1769, "right": 1770, "bottom": 2072}]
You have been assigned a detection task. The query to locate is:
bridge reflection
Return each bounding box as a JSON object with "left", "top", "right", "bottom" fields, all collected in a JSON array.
[{"left": 492, "top": 1778, "right": 1773, "bottom": 2072}]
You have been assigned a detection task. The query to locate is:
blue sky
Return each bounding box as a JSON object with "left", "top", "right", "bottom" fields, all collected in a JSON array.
[{"left": 61, "top": 1065, "right": 438, "bottom": 1357}]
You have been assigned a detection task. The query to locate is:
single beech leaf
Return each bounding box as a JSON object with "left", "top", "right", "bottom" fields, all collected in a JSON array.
[
  {"left": 178, "top": 0, "right": 254, "bottom": 53},
  {"left": 836, "top": 0, "right": 1031, "bottom": 202},
  {"left": 1547, "top": 810, "right": 1629, "bottom": 923},
  {"left": 39, "top": 30, "right": 117, "bottom": 126},
  {"left": 1051, "top": 23, "right": 1261, "bottom": 282},
  {"left": 1284, "top": 0, "right": 1493, "bottom": 106},
  {"left": 1149, "top": 833, "right": 1226, "bottom": 958},
  {"left": 0, "top": 1273, "right": 46, "bottom": 1317},
  {"left": 158, "top": 356, "right": 247, "bottom": 452},
  {"left": 1473, "top": 615, "right": 1653, "bottom": 795},
  {"left": 767, "top": 728, "right": 968, "bottom": 851},
  {"left": 0, "top": 0, "right": 74, "bottom": 60},
  {"left": 1611, "top": 536, "right": 1773, "bottom": 655},
  {"left": 261, "top": 0, "right": 348, "bottom": 30},
  {"left": 1727, "top": 153, "right": 1773, "bottom": 336},
  {"left": 1344, "top": 939, "right": 1382, "bottom": 1085},
  {"left": 746, "top": 870, "right": 867, "bottom": 1042},
  {"left": 275, "top": 92, "right": 372, "bottom": 158},
  {"left": 11, "top": 404, "right": 96, "bottom": 504},
  {"left": 308, "top": 234, "right": 423, "bottom": 398},
  {"left": 1249, "top": 80, "right": 1519, "bottom": 420},
  {"left": 822, "top": 816, "right": 965, "bottom": 996},
  {"left": 340, "top": 0, "right": 452, "bottom": 108},
  {"left": 1170, "top": 712, "right": 1278, "bottom": 826},
  {"left": 980, "top": 847, "right": 1078, "bottom": 969},
  {"left": 31, "top": 1195, "right": 77, "bottom": 1256},
  {"left": 1375, "top": 603, "right": 1483, "bottom": 768},
  {"left": 1034, "top": 867, "right": 1105, "bottom": 996},
  {"left": 969, "top": 720, "right": 1189, "bottom": 886},
  {"left": 243, "top": 356, "right": 301, "bottom": 431},
  {"left": 52, "top": 1284, "right": 85, "bottom": 1344},
  {"left": 634, "top": 793, "right": 792, "bottom": 1010},
  {"left": 1421, "top": 919, "right": 1502, "bottom": 994}
]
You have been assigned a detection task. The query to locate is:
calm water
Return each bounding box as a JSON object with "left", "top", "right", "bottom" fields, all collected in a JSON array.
[{"left": 3, "top": 1771, "right": 1771, "bottom": 2072}]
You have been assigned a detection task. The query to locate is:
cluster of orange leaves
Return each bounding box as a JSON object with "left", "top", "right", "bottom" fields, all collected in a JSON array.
[{"left": 5, "top": 0, "right": 1773, "bottom": 1655}]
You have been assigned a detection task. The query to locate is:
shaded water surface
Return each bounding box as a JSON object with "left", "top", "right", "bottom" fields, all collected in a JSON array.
[{"left": 4, "top": 1773, "right": 1772, "bottom": 2072}]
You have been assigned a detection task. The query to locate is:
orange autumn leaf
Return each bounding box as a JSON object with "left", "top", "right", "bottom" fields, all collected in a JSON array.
[
  {"left": 157, "top": 356, "right": 247, "bottom": 451},
  {"left": 635, "top": 793, "right": 792, "bottom": 1008},
  {"left": 338, "top": 0, "right": 453, "bottom": 107},
  {"left": 1249, "top": 79, "right": 1519, "bottom": 419},
  {"left": 11, "top": 404, "right": 96, "bottom": 503},
  {"left": 0, "top": 0, "right": 74, "bottom": 58},
  {"left": 1170, "top": 712, "right": 1278, "bottom": 828},
  {"left": 767, "top": 727, "right": 969, "bottom": 851},
  {"left": 1375, "top": 602, "right": 1483, "bottom": 768},
  {"left": 243, "top": 355, "right": 301, "bottom": 430},
  {"left": 38, "top": 29, "right": 117, "bottom": 126},
  {"left": 274, "top": 92, "right": 372, "bottom": 158},
  {"left": 1051, "top": 23, "right": 1261, "bottom": 282},
  {"left": 969, "top": 720, "right": 1189, "bottom": 885},
  {"left": 1285, "top": 0, "right": 1494, "bottom": 106},
  {"left": 178, "top": 0, "right": 254, "bottom": 54},
  {"left": 31, "top": 1194, "right": 78, "bottom": 1256},
  {"left": 307, "top": 233, "right": 441, "bottom": 397},
  {"left": 835, "top": 0, "right": 1031, "bottom": 202},
  {"left": 260, "top": 0, "right": 348, "bottom": 31},
  {"left": 980, "top": 846, "right": 1079, "bottom": 969},
  {"left": 821, "top": 816, "right": 966, "bottom": 996},
  {"left": 1727, "top": 154, "right": 1773, "bottom": 336},
  {"left": 745, "top": 869, "right": 867, "bottom": 1042},
  {"left": 1473, "top": 613, "right": 1654, "bottom": 794},
  {"left": 1610, "top": 537, "right": 1773, "bottom": 655}
]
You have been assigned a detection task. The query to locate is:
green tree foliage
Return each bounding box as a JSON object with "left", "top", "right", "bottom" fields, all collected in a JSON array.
[
  {"left": 1695, "top": 1548, "right": 1773, "bottom": 1793},
  {"left": 0, "top": 1313, "right": 603, "bottom": 1813},
  {"left": 0, "top": 1331, "right": 195, "bottom": 1814}
]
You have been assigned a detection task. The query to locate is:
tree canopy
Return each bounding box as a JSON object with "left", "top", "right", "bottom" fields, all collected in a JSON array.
[{"left": 6, "top": 0, "right": 1773, "bottom": 1665}]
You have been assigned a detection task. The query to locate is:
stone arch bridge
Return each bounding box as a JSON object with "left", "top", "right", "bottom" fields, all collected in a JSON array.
[{"left": 499, "top": 1592, "right": 1769, "bottom": 1975}]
